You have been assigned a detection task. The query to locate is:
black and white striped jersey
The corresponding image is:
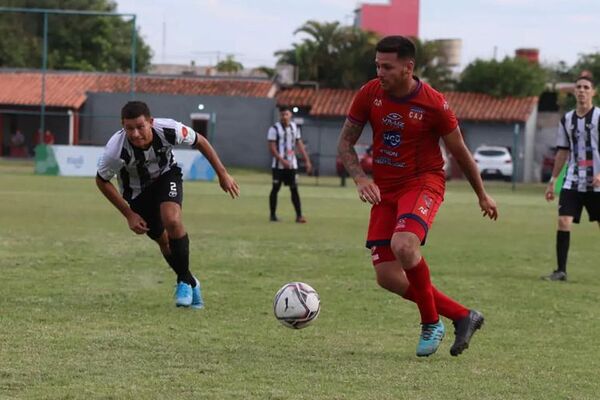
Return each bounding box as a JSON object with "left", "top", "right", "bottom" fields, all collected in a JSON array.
[
  {"left": 557, "top": 107, "right": 600, "bottom": 192},
  {"left": 97, "top": 118, "right": 198, "bottom": 200},
  {"left": 267, "top": 122, "right": 301, "bottom": 169}
]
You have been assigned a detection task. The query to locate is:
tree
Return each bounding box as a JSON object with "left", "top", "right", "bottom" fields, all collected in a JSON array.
[
  {"left": 543, "top": 60, "right": 575, "bottom": 87},
  {"left": 457, "top": 57, "right": 546, "bottom": 97},
  {"left": 411, "top": 37, "right": 455, "bottom": 91},
  {"left": 216, "top": 54, "right": 243, "bottom": 74},
  {"left": 255, "top": 66, "right": 275, "bottom": 79},
  {"left": 572, "top": 52, "right": 600, "bottom": 81},
  {"left": 0, "top": 0, "right": 152, "bottom": 72},
  {"left": 275, "top": 21, "right": 453, "bottom": 90},
  {"left": 275, "top": 21, "right": 377, "bottom": 89}
]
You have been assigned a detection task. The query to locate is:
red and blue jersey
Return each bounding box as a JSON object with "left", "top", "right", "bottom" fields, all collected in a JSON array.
[{"left": 348, "top": 77, "right": 457, "bottom": 192}]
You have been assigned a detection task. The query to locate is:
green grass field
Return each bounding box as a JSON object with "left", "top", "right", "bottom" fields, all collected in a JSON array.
[{"left": 1, "top": 160, "right": 599, "bottom": 399}]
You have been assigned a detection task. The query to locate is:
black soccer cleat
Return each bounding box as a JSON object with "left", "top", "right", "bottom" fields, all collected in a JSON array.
[
  {"left": 450, "top": 310, "right": 484, "bottom": 356},
  {"left": 541, "top": 270, "right": 567, "bottom": 282}
]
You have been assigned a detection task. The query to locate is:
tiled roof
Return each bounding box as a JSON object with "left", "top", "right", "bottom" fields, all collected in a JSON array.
[
  {"left": 0, "top": 71, "right": 275, "bottom": 109},
  {"left": 277, "top": 87, "right": 538, "bottom": 122},
  {"left": 444, "top": 92, "right": 539, "bottom": 123}
]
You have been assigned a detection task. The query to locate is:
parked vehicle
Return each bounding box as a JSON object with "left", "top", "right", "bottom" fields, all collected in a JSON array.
[
  {"left": 336, "top": 144, "right": 373, "bottom": 177},
  {"left": 541, "top": 146, "right": 556, "bottom": 182},
  {"left": 336, "top": 144, "right": 373, "bottom": 186},
  {"left": 473, "top": 145, "right": 513, "bottom": 181}
]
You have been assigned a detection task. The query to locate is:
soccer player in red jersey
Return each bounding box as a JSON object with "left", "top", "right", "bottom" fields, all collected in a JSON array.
[{"left": 338, "top": 36, "right": 498, "bottom": 357}]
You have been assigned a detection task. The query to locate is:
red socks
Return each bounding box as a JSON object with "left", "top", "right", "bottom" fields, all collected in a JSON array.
[
  {"left": 403, "top": 284, "right": 469, "bottom": 321},
  {"left": 403, "top": 257, "right": 438, "bottom": 324}
]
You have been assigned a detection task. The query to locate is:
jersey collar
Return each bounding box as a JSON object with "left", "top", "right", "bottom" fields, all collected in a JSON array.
[{"left": 384, "top": 76, "right": 422, "bottom": 104}]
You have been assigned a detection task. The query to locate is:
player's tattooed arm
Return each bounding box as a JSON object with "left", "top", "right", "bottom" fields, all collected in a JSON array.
[{"left": 337, "top": 119, "right": 366, "bottom": 180}]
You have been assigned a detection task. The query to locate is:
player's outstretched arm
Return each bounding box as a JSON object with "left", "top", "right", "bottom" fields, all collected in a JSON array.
[
  {"left": 337, "top": 119, "right": 380, "bottom": 204},
  {"left": 545, "top": 149, "right": 569, "bottom": 201},
  {"left": 442, "top": 128, "right": 498, "bottom": 220},
  {"left": 194, "top": 135, "right": 240, "bottom": 198},
  {"left": 95, "top": 175, "right": 148, "bottom": 234}
]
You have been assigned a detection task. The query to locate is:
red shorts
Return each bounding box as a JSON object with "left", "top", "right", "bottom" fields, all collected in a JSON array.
[{"left": 366, "top": 185, "right": 444, "bottom": 249}]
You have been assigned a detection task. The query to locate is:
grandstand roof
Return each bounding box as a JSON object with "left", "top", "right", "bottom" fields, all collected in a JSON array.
[
  {"left": 0, "top": 71, "right": 275, "bottom": 109},
  {"left": 277, "top": 87, "right": 538, "bottom": 123}
]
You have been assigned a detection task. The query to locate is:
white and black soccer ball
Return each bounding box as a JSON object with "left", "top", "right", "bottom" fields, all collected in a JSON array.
[{"left": 273, "top": 282, "right": 320, "bottom": 329}]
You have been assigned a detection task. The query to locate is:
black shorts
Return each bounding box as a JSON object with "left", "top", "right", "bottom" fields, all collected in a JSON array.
[
  {"left": 272, "top": 168, "right": 298, "bottom": 187},
  {"left": 558, "top": 189, "right": 600, "bottom": 223},
  {"left": 128, "top": 166, "right": 183, "bottom": 240}
]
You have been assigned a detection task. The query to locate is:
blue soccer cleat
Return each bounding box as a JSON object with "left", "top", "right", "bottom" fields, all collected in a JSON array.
[
  {"left": 175, "top": 281, "right": 193, "bottom": 307},
  {"left": 416, "top": 320, "right": 445, "bottom": 357},
  {"left": 191, "top": 277, "right": 204, "bottom": 309}
]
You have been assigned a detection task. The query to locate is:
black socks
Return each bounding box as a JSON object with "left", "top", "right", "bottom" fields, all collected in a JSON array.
[
  {"left": 556, "top": 230, "right": 570, "bottom": 273},
  {"left": 167, "top": 234, "right": 196, "bottom": 287}
]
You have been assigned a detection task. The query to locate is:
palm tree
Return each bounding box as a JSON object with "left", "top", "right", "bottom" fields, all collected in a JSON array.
[
  {"left": 275, "top": 21, "right": 379, "bottom": 89},
  {"left": 216, "top": 54, "right": 244, "bottom": 75}
]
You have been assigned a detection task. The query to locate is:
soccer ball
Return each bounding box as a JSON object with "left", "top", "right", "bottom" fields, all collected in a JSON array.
[{"left": 273, "top": 282, "right": 320, "bottom": 329}]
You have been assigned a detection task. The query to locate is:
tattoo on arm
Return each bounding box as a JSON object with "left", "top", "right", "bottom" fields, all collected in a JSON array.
[{"left": 337, "top": 119, "right": 366, "bottom": 180}]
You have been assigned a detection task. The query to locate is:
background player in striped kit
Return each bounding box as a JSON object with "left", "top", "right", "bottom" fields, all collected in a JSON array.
[
  {"left": 268, "top": 106, "right": 313, "bottom": 223},
  {"left": 96, "top": 101, "right": 240, "bottom": 308},
  {"left": 543, "top": 76, "right": 600, "bottom": 281}
]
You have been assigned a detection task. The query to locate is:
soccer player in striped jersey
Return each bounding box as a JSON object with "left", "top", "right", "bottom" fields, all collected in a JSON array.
[
  {"left": 96, "top": 101, "right": 240, "bottom": 308},
  {"left": 338, "top": 36, "right": 498, "bottom": 357},
  {"left": 268, "top": 106, "right": 312, "bottom": 223},
  {"left": 543, "top": 76, "right": 600, "bottom": 281}
]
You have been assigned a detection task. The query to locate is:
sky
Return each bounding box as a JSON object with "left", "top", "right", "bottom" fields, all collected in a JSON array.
[{"left": 115, "top": 0, "right": 600, "bottom": 70}]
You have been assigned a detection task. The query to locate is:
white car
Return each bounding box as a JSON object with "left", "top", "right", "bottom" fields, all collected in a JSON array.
[{"left": 473, "top": 145, "right": 513, "bottom": 181}]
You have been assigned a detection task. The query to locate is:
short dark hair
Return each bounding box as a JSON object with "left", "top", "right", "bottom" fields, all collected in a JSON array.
[
  {"left": 576, "top": 75, "right": 595, "bottom": 86},
  {"left": 376, "top": 36, "right": 416, "bottom": 60},
  {"left": 278, "top": 105, "right": 291, "bottom": 113},
  {"left": 121, "top": 101, "right": 151, "bottom": 120}
]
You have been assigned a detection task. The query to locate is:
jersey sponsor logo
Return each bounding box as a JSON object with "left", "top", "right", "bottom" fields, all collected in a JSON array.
[
  {"left": 182, "top": 126, "right": 188, "bottom": 138},
  {"left": 374, "top": 156, "right": 406, "bottom": 168},
  {"left": 409, "top": 107, "right": 425, "bottom": 120},
  {"left": 578, "top": 159, "right": 594, "bottom": 167},
  {"left": 374, "top": 98, "right": 382, "bottom": 107},
  {"left": 382, "top": 113, "right": 405, "bottom": 129},
  {"left": 380, "top": 148, "right": 398, "bottom": 157},
  {"left": 383, "top": 131, "right": 402, "bottom": 148}
]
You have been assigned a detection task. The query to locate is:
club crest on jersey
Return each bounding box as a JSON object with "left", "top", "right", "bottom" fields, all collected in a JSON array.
[
  {"left": 382, "top": 113, "right": 404, "bottom": 129},
  {"left": 409, "top": 107, "right": 425, "bottom": 120},
  {"left": 374, "top": 98, "right": 382, "bottom": 107},
  {"left": 182, "top": 126, "right": 188, "bottom": 138},
  {"left": 383, "top": 131, "right": 402, "bottom": 148}
]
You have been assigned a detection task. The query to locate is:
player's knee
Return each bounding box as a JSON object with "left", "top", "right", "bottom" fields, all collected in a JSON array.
[
  {"left": 163, "top": 217, "right": 184, "bottom": 236},
  {"left": 390, "top": 237, "right": 419, "bottom": 266},
  {"left": 557, "top": 216, "right": 572, "bottom": 231}
]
